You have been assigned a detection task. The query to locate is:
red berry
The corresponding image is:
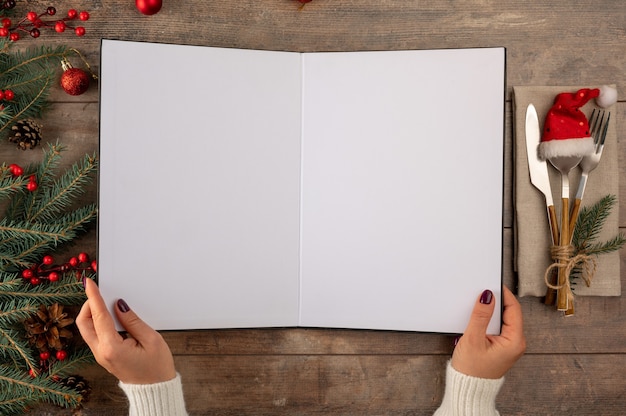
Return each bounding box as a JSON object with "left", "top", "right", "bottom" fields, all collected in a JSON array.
[
  {"left": 48, "top": 272, "right": 59, "bottom": 282},
  {"left": 26, "top": 11, "right": 37, "bottom": 22},
  {"left": 69, "top": 257, "right": 79, "bottom": 267},
  {"left": 91, "top": 260, "right": 97, "bottom": 272},
  {"left": 29, "top": 369, "right": 37, "bottom": 378},
  {"left": 74, "top": 26, "right": 85, "bottom": 36},
  {"left": 77, "top": 252, "right": 89, "bottom": 263},
  {"left": 2, "top": 18, "right": 11, "bottom": 28},
  {"left": 0, "top": 28, "right": 6, "bottom": 37},
  {"left": 27, "top": 181, "right": 38, "bottom": 192},
  {"left": 22, "top": 269, "right": 34, "bottom": 279},
  {"left": 4, "top": 89, "right": 13, "bottom": 100},
  {"left": 9, "top": 32, "right": 18, "bottom": 41},
  {"left": 9, "top": 163, "right": 23, "bottom": 176},
  {"left": 67, "top": 9, "right": 77, "bottom": 19},
  {"left": 42, "top": 255, "right": 54, "bottom": 265},
  {"left": 55, "top": 350, "right": 67, "bottom": 361},
  {"left": 54, "top": 21, "right": 66, "bottom": 32},
  {"left": 79, "top": 11, "right": 90, "bottom": 21},
  {"left": 30, "top": 277, "right": 41, "bottom": 285},
  {"left": 40, "top": 351, "right": 50, "bottom": 360},
  {"left": 29, "top": 28, "right": 40, "bottom": 38},
  {"left": 47, "top": 7, "right": 57, "bottom": 16}
]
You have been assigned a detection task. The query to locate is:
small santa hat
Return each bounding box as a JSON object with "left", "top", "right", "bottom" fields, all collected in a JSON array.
[{"left": 539, "top": 86, "right": 617, "bottom": 160}]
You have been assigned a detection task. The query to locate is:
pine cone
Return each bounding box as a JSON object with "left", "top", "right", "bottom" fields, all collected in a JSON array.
[
  {"left": 8, "top": 119, "right": 43, "bottom": 150},
  {"left": 23, "top": 303, "right": 74, "bottom": 352},
  {"left": 58, "top": 374, "right": 92, "bottom": 403}
]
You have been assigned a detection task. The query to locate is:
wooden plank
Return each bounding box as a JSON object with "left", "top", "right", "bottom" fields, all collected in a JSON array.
[{"left": 35, "top": 354, "right": 626, "bottom": 415}]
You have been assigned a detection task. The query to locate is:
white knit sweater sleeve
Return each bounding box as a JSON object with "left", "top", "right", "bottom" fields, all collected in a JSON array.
[
  {"left": 119, "top": 373, "right": 188, "bottom": 416},
  {"left": 433, "top": 361, "right": 504, "bottom": 416}
]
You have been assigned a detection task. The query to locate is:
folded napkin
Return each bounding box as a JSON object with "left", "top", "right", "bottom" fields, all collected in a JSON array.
[{"left": 513, "top": 85, "right": 620, "bottom": 297}]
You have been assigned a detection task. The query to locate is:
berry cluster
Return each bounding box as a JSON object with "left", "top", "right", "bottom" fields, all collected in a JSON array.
[
  {"left": 0, "top": 7, "right": 89, "bottom": 41},
  {"left": 0, "top": 89, "right": 14, "bottom": 101},
  {"left": 29, "top": 349, "right": 69, "bottom": 377},
  {"left": 21, "top": 253, "right": 97, "bottom": 286},
  {"left": 7, "top": 163, "right": 38, "bottom": 191}
]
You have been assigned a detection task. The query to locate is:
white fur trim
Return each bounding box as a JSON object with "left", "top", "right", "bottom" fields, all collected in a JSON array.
[
  {"left": 538, "top": 137, "right": 594, "bottom": 160},
  {"left": 596, "top": 85, "right": 618, "bottom": 108}
]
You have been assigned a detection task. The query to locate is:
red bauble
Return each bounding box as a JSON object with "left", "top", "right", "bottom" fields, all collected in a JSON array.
[
  {"left": 136, "top": 0, "right": 162, "bottom": 15},
  {"left": 55, "top": 350, "right": 67, "bottom": 361},
  {"left": 61, "top": 67, "right": 90, "bottom": 95}
]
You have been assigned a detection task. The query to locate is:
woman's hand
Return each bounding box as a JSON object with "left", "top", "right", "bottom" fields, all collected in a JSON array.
[
  {"left": 76, "top": 278, "right": 177, "bottom": 384},
  {"left": 451, "top": 286, "right": 526, "bottom": 379}
]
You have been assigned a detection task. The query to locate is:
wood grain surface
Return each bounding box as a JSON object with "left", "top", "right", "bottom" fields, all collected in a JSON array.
[{"left": 2, "top": 1, "right": 624, "bottom": 414}]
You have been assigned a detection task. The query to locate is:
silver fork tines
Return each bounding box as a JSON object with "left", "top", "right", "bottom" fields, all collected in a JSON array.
[{"left": 568, "top": 108, "right": 611, "bottom": 237}]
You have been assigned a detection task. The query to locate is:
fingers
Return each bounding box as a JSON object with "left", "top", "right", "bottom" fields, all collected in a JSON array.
[
  {"left": 113, "top": 299, "right": 160, "bottom": 345},
  {"left": 462, "top": 289, "right": 496, "bottom": 340},
  {"left": 80, "top": 278, "right": 122, "bottom": 345},
  {"left": 499, "top": 286, "right": 526, "bottom": 354}
]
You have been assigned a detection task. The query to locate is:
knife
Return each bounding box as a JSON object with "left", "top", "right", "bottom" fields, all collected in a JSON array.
[
  {"left": 525, "top": 103, "right": 558, "bottom": 245},
  {"left": 525, "top": 104, "right": 559, "bottom": 305}
]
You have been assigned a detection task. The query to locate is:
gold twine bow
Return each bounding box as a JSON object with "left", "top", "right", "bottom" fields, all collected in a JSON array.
[{"left": 543, "top": 244, "right": 598, "bottom": 303}]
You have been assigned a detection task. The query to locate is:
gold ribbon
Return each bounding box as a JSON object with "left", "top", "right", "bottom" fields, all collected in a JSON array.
[{"left": 543, "top": 245, "right": 598, "bottom": 303}]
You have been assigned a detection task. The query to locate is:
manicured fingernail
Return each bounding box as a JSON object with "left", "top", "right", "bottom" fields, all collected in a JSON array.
[
  {"left": 453, "top": 336, "right": 461, "bottom": 346},
  {"left": 117, "top": 299, "right": 130, "bottom": 313},
  {"left": 82, "top": 277, "right": 87, "bottom": 288},
  {"left": 480, "top": 289, "right": 493, "bottom": 305}
]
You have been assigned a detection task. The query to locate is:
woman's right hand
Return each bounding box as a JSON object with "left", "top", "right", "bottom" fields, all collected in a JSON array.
[{"left": 451, "top": 286, "right": 526, "bottom": 379}]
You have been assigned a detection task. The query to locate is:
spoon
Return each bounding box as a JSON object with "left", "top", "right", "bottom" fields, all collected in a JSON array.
[{"left": 549, "top": 155, "right": 582, "bottom": 311}]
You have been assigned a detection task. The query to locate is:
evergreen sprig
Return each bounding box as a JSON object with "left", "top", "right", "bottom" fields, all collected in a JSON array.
[
  {"left": 1, "top": 142, "right": 98, "bottom": 270},
  {"left": 570, "top": 194, "right": 625, "bottom": 289},
  {"left": 1, "top": 143, "right": 98, "bottom": 413},
  {"left": 572, "top": 194, "right": 625, "bottom": 255},
  {"left": 0, "top": 39, "right": 66, "bottom": 139}
]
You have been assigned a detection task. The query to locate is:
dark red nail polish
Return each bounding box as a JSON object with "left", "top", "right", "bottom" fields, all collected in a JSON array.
[
  {"left": 82, "top": 277, "right": 87, "bottom": 288},
  {"left": 453, "top": 336, "right": 461, "bottom": 346},
  {"left": 480, "top": 290, "right": 493, "bottom": 305},
  {"left": 117, "top": 299, "right": 130, "bottom": 313}
]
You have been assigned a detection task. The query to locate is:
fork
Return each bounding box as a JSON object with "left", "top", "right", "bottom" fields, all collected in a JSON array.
[{"left": 568, "top": 109, "right": 611, "bottom": 238}]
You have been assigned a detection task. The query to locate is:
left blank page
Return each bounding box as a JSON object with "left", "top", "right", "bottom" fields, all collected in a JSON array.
[{"left": 98, "top": 40, "right": 302, "bottom": 330}]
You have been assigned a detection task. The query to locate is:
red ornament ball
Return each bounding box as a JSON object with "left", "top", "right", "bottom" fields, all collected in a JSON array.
[
  {"left": 40, "top": 351, "right": 51, "bottom": 360},
  {"left": 78, "top": 252, "right": 89, "bottom": 263},
  {"left": 136, "top": 0, "right": 162, "bottom": 15},
  {"left": 55, "top": 350, "right": 67, "bottom": 361},
  {"left": 61, "top": 67, "right": 90, "bottom": 95},
  {"left": 48, "top": 272, "right": 59, "bottom": 282},
  {"left": 42, "top": 255, "right": 54, "bottom": 265}
]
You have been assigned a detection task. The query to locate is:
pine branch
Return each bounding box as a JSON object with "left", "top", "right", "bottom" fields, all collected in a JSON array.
[
  {"left": 0, "top": 364, "right": 83, "bottom": 411},
  {"left": 0, "top": 276, "right": 87, "bottom": 309},
  {"left": 28, "top": 152, "right": 98, "bottom": 223},
  {"left": 573, "top": 194, "right": 617, "bottom": 251},
  {"left": 0, "top": 42, "right": 66, "bottom": 138},
  {"left": 584, "top": 233, "right": 626, "bottom": 256},
  {"left": 16, "top": 142, "right": 64, "bottom": 221},
  {"left": 0, "top": 327, "right": 38, "bottom": 374},
  {"left": 47, "top": 348, "right": 95, "bottom": 380},
  {"left": 0, "top": 168, "right": 28, "bottom": 202},
  {"left": 0, "top": 300, "right": 39, "bottom": 327}
]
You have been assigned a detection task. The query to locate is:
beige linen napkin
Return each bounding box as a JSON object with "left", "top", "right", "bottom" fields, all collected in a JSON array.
[{"left": 513, "top": 85, "right": 620, "bottom": 297}]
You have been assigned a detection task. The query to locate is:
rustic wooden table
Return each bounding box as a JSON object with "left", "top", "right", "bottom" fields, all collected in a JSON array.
[{"left": 3, "top": 1, "right": 624, "bottom": 415}]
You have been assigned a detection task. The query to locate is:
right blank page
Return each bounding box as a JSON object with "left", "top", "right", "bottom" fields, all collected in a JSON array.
[{"left": 299, "top": 48, "right": 505, "bottom": 334}]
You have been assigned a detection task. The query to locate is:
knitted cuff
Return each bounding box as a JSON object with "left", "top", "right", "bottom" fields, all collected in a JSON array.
[
  {"left": 119, "top": 373, "right": 188, "bottom": 416},
  {"left": 433, "top": 361, "right": 504, "bottom": 416}
]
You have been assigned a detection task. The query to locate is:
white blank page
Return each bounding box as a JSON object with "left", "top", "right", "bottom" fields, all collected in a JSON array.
[
  {"left": 98, "top": 40, "right": 504, "bottom": 334},
  {"left": 99, "top": 41, "right": 302, "bottom": 329},
  {"left": 299, "top": 49, "right": 504, "bottom": 334}
]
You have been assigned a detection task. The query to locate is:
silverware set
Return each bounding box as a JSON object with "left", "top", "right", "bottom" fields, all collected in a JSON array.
[{"left": 525, "top": 104, "right": 611, "bottom": 314}]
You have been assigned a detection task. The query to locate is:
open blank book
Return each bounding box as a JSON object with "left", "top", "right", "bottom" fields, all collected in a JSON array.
[{"left": 98, "top": 39, "right": 505, "bottom": 334}]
